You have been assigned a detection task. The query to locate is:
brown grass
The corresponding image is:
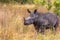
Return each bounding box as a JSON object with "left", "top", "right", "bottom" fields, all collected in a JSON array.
[{"left": 0, "top": 4, "right": 60, "bottom": 40}]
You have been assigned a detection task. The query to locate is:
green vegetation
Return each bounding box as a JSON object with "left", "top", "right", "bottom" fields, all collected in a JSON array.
[
  {"left": 54, "top": 0, "right": 60, "bottom": 16},
  {"left": 0, "top": 0, "right": 59, "bottom": 16},
  {"left": 46, "top": 1, "right": 52, "bottom": 11}
]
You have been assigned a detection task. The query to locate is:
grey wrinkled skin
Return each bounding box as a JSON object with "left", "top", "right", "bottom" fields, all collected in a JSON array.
[{"left": 24, "top": 9, "right": 59, "bottom": 34}]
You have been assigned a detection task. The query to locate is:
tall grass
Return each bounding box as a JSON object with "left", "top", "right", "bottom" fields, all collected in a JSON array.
[{"left": 0, "top": 4, "right": 59, "bottom": 40}]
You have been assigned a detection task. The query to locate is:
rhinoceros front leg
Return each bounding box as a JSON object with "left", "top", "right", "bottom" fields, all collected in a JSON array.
[{"left": 40, "top": 25, "right": 46, "bottom": 34}]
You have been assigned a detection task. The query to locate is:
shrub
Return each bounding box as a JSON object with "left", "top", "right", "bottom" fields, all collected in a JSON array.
[{"left": 53, "top": 0, "right": 60, "bottom": 16}]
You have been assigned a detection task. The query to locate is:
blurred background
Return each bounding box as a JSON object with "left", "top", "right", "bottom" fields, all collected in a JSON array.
[{"left": 0, "top": 0, "right": 60, "bottom": 40}]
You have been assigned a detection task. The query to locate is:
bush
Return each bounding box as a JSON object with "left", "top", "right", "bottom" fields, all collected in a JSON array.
[
  {"left": 53, "top": 0, "right": 60, "bottom": 16},
  {"left": 0, "top": 0, "right": 34, "bottom": 4},
  {"left": 33, "top": 0, "right": 46, "bottom": 5},
  {"left": 0, "top": 0, "right": 60, "bottom": 16},
  {"left": 0, "top": 0, "right": 15, "bottom": 3}
]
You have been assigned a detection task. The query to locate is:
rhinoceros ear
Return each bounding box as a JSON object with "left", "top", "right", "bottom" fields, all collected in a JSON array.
[
  {"left": 34, "top": 9, "right": 37, "bottom": 14},
  {"left": 27, "top": 9, "right": 31, "bottom": 13}
]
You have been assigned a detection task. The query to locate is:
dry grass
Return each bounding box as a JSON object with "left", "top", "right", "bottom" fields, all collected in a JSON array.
[{"left": 0, "top": 4, "right": 60, "bottom": 40}]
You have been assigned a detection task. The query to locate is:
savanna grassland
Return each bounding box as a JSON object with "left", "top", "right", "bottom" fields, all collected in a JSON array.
[{"left": 0, "top": 4, "right": 60, "bottom": 40}]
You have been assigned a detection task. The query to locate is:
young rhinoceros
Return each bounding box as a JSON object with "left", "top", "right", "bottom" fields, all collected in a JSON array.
[{"left": 24, "top": 9, "right": 59, "bottom": 34}]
